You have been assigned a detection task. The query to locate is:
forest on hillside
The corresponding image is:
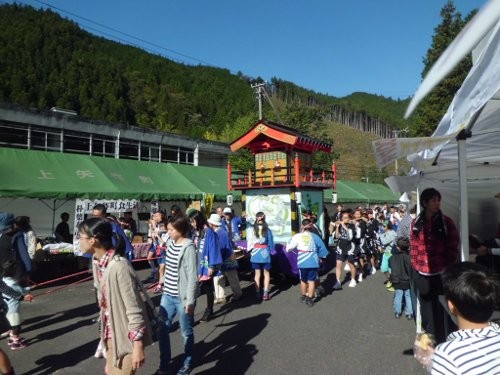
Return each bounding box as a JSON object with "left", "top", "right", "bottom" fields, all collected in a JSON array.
[
  {"left": 0, "top": 2, "right": 475, "bottom": 181},
  {"left": 0, "top": 5, "right": 412, "bottom": 136}
]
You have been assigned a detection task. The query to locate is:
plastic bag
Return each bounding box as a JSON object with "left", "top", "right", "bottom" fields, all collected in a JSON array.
[{"left": 414, "top": 332, "right": 435, "bottom": 372}]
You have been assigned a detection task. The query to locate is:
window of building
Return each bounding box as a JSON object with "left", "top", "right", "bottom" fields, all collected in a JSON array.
[
  {"left": 64, "top": 133, "right": 90, "bottom": 154},
  {"left": 0, "top": 118, "right": 202, "bottom": 166},
  {"left": 31, "top": 130, "right": 61, "bottom": 151},
  {"left": 140, "top": 143, "right": 160, "bottom": 161},
  {"left": 161, "top": 147, "right": 178, "bottom": 163},
  {"left": 119, "top": 140, "right": 139, "bottom": 160},
  {"left": 0, "top": 123, "right": 28, "bottom": 147},
  {"left": 92, "top": 136, "right": 115, "bottom": 157}
]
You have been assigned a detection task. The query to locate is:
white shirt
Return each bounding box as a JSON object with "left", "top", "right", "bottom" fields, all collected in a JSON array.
[{"left": 431, "top": 323, "right": 500, "bottom": 375}]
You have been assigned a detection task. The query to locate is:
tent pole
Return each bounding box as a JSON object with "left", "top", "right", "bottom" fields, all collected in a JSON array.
[
  {"left": 457, "top": 130, "right": 471, "bottom": 261},
  {"left": 38, "top": 198, "right": 72, "bottom": 236},
  {"left": 456, "top": 104, "right": 485, "bottom": 261},
  {"left": 52, "top": 199, "right": 56, "bottom": 235}
]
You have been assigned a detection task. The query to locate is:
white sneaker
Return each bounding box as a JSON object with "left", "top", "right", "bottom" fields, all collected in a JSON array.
[
  {"left": 348, "top": 279, "right": 357, "bottom": 288},
  {"left": 357, "top": 273, "right": 363, "bottom": 282},
  {"left": 333, "top": 281, "right": 342, "bottom": 290},
  {"left": 371, "top": 267, "right": 377, "bottom": 275}
]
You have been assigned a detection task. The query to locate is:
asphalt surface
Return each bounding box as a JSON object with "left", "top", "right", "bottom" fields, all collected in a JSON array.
[{"left": 6, "top": 256, "right": 426, "bottom": 375}]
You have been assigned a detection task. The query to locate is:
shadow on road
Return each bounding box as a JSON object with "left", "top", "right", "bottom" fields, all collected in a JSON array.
[
  {"left": 189, "top": 313, "right": 271, "bottom": 375},
  {"left": 23, "top": 339, "right": 98, "bottom": 375},
  {"left": 29, "top": 316, "right": 96, "bottom": 344},
  {"left": 23, "top": 302, "right": 99, "bottom": 334}
]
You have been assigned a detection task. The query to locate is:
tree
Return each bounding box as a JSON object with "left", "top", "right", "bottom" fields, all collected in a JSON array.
[{"left": 412, "top": 1, "right": 472, "bottom": 136}]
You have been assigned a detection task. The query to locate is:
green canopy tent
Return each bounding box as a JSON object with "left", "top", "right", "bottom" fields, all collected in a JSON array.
[
  {"left": 0, "top": 147, "right": 203, "bottom": 200},
  {"left": 0, "top": 147, "right": 207, "bottom": 233},
  {"left": 324, "top": 180, "right": 399, "bottom": 205},
  {"left": 168, "top": 163, "right": 241, "bottom": 201},
  {"left": 340, "top": 180, "right": 400, "bottom": 204}
]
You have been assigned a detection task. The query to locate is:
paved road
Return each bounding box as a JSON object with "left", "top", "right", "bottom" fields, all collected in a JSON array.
[{"left": 6, "top": 258, "right": 426, "bottom": 375}]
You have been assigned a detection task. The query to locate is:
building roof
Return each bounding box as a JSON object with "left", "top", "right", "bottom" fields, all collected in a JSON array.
[{"left": 230, "top": 119, "right": 332, "bottom": 154}]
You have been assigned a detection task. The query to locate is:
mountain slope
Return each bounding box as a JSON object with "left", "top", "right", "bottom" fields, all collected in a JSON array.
[{"left": 0, "top": 4, "right": 410, "bottom": 182}]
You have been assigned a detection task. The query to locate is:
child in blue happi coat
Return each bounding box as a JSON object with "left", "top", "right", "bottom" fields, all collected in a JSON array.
[
  {"left": 287, "top": 219, "right": 329, "bottom": 307},
  {"left": 247, "top": 212, "right": 274, "bottom": 301}
]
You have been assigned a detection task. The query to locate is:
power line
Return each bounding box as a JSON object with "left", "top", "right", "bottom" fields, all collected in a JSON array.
[{"left": 21, "top": 0, "right": 216, "bottom": 67}]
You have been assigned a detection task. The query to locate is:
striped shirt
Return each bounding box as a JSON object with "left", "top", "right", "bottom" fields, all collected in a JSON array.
[
  {"left": 431, "top": 323, "right": 500, "bottom": 374},
  {"left": 163, "top": 240, "right": 182, "bottom": 296}
]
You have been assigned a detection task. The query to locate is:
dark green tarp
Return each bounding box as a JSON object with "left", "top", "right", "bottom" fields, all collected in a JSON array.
[
  {"left": 0, "top": 147, "right": 202, "bottom": 200},
  {"left": 169, "top": 163, "right": 240, "bottom": 201},
  {"left": 324, "top": 180, "right": 399, "bottom": 204},
  {"left": 1, "top": 147, "right": 393, "bottom": 203}
]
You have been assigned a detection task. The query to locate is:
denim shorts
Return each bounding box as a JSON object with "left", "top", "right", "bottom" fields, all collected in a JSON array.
[
  {"left": 299, "top": 268, "right": 318, "bottom": 282},
  {"left": 251, "top": 262, "right": 271, "bottom": 270}
]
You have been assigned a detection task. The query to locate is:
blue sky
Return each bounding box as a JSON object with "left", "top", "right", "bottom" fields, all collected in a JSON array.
[{"left": 8, "top": 0, "right": 486, "bottom": 98}]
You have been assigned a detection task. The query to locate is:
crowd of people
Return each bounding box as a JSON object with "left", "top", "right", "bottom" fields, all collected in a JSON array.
[{"left": 0, "top": 187, "right": 499, "bottom": 374}]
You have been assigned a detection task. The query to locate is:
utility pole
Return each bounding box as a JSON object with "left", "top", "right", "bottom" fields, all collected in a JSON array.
[
  {"left": 251, "top": 82, "right": 266, "bottom": 120},
  {"left": 391, "top": 128, "right": 408, "bottom": 175}
]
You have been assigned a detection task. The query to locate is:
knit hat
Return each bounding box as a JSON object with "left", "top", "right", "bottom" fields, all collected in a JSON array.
[{"left": 0, "top": 212, "right": 14, "bottom": 232}]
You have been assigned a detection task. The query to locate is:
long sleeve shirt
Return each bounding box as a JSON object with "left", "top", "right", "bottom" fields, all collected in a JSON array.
[
  {"left": 196, "top": 226, "right": 222, "bottom": 280},
  {"left": 12, "top": 231, "right": 32, "bottom": 273},
  {"left": 410, "top": 213, "right": 459, "bottom": 274},
  {"left": 287, "top": 231, "right": 328, "bottom": 269}
]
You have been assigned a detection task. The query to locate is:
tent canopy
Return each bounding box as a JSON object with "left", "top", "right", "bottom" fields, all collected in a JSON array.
[
  {"left": 324, "top": 180, "right": 399, "bottom": 204},
  {"left": 168, "top": 163, "right": 240, "bottom": 201},
  {"left": 0, "top": 147, "right": 392, "bottom": 204},
  {"left": 380, "top": 15, "right": 500, "bottom": 241},
  {"left": 0, "top": 147, "right": 238, "bottom": 200}
]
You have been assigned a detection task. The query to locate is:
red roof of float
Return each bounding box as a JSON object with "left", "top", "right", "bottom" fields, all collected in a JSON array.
[{"left": 230, "top": 120, "right": 332, "bottom": 154}]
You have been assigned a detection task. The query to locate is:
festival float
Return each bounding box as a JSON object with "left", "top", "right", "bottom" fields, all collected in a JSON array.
[{"left": 228, "top": 119, "right": 335, "bottom": 278}]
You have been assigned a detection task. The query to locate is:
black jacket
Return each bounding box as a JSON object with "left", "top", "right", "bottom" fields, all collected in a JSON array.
[{"left": 388, "top": 250, "right": 411, "bottom": 290}]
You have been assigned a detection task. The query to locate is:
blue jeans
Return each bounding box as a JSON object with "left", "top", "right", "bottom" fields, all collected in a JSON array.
[
  {"left": 158, "top": 294, "right": 195, "bottom": 371},
  {"left": 3, "top": 277, "right": 25, "bottom": 327},
  {"left": 393, "top": 288, "right": 413, "bottom": 316}
]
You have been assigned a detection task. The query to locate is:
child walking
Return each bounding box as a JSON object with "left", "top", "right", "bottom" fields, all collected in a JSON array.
[
  {"left": 286, "top": 219, "right": 329, "bottom": 307},
  {"left": 388, "top": 237, "right": 413, "bottom": 319},
  {"left": 247, "top": 212, "right": 274, "bottom": 301}
]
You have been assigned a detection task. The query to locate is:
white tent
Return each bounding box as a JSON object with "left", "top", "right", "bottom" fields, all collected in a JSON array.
[{"left": 373, "top": 2, "right": 500, "bottom": 259}]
